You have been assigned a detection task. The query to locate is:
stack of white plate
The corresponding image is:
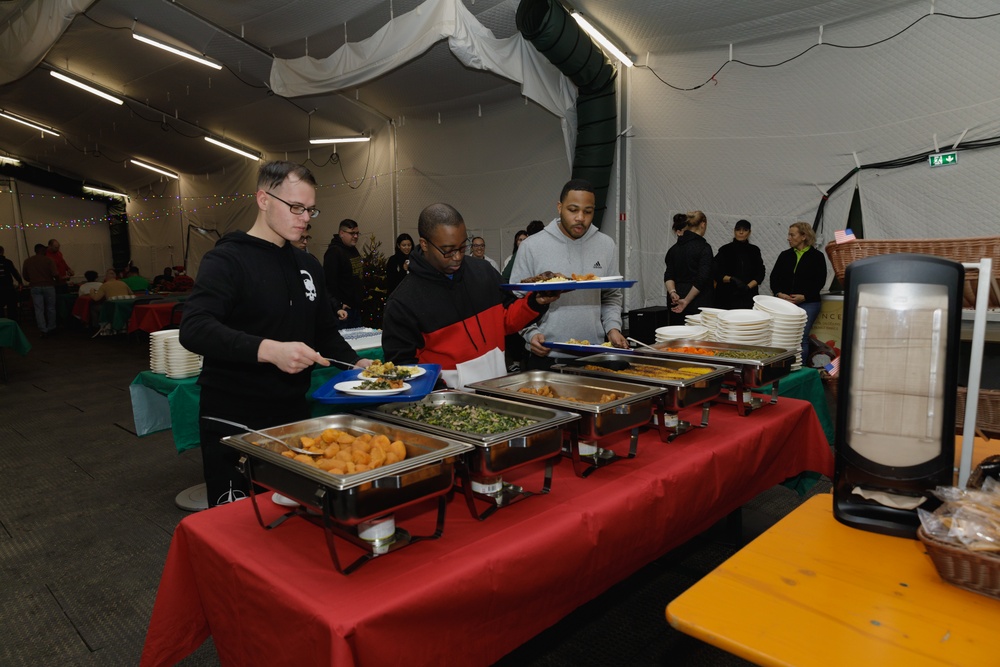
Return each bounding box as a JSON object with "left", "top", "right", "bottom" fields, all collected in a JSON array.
[
  {"left": 149, "top": 329, "right": 178, "bottom": 374},
  {"left": 654, "top": 325, "right": 709, "bottom": 343},
  {"left": 753, "top": 295, "right": 808, "bottom": 370},
  {"left": 684, "top": 314, "right": 703, "bottom": 327},
  {"left": 715, "top": 309, "right": 772, "bottom": 346},
  {"left": 697, "top": 307, "right": 726, "bottom": 341},
  {"left": 162, "top": 334, "right": 203, "bottom": 379}
]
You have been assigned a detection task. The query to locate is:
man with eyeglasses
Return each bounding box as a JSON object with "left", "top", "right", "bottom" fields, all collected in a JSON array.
[
  {"left": 510, "top": 178, "right": 627, "bottom": 370},
  {"left": 323, "top": 219, "right": 364, "bottom": 328},
  {"left": 469, "top": 236, "right": 499, "bottom": 272},
  {"left": 382, "top": 203, "right": 559, "bottom": 389},
  {"left": 180, "top": 161, "right": 371, "bottom": 507}
]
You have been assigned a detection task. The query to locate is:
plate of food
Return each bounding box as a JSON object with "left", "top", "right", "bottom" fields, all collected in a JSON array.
[
  {"left": 334, "top": 379, "right": 412, "bottom": 396},
  {"left": 502, "top": 271, "right": 636, "bottom": 291},
  {"left": 542, "top": 339, "right": 633, "bottom": 355},
  {"left": 359, "top": 360, "right": 426, "bottom": 380}
]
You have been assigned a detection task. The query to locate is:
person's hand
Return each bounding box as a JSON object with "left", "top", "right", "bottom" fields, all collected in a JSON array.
[
  {"left": 403, "top": 260, "right": 410, "bottom": 271},
  {"left": 336, "top": 308, "right": 348, "bottom": 320},
  {"left": 533, "top": 291, "right": 561, "bottom": 306},
  {"left": 607, "top": 329, "right": 628, "bottom": 348},
  {"left": 258, "top": 339, "right": 328, "bottom": 374},
  {"left": 529, "top": 333, "right": 550, "bottom": 357},
  {"left": 670, "top": 297, "right": 689, "bottom": 314},
  {"left": 730, "top": 276, "right": 746, "bottom": 291},
  {"left": 789, "top": 293, "right": 805, "bottom": 304},
  {"left": 668, "top": 290, "right": 680, "bottom": 305},
  {"left": 354, "top": 358, "right": 374, "bottom": 369}
]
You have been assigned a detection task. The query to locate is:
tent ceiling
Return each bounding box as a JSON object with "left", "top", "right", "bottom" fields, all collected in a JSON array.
[{"left": 0, "top": 0, "right": 914, "bottom": 192}]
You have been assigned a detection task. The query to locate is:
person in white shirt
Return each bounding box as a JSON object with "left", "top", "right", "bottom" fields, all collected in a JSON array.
[
  {"left": 77, "top": 270, "right": 103, "bottom": 297},
  {"left": 470, "top": 236, "right": 499, "bottom": 272}
]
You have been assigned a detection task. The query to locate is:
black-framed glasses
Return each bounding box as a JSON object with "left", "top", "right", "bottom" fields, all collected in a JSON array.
[
  {"left": 341, "top": 230, "right": 360, "bottom": 237},
  {"left": 265, "top": 191, "right": 320, "bottom": 219},
  {"left": 471, "top": 243, "right": 485, "bottom": 249},
  {"left": 424, "top": 236, "right": 471, "bottom": 259}
]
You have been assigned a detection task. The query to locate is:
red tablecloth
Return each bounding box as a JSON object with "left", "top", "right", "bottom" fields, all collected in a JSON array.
[
  {"left": 70, "top": 296, "right": 93, "bottom": 323},
  {"left": 128, "top": 302, "right": 179, "bottom": 333},
  {"left": 141, "top": 398, "right": 833, "bottom": 667}
]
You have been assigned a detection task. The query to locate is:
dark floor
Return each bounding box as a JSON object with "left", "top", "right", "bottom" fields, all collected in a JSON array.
[{"left": 0, "top": 315, "right": 832, "bottom": 667}]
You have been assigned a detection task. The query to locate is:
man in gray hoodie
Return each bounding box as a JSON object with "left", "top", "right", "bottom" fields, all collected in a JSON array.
[{"left": 510, "top": 179, "right": 627, "bottom": 368}]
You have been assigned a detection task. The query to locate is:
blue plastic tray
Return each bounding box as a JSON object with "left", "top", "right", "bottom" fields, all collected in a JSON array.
[
  {"left": 542, "top": 341, "right": 637, "bottom": 356},
  {"left": 500, "top": 279, "right": 636, "bottom": 292},
  {"left": 311, "top": 364, "right": 442, "bottom": 404}
]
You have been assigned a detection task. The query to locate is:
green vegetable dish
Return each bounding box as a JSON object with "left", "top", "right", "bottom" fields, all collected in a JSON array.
[{"left": 392, "top": 404, "right": 535, "bottom": 435}]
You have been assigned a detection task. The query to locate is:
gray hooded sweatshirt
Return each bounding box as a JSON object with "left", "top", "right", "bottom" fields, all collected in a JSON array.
[{"left": 509, "top": 218, "right": 623, "bottom": 357}]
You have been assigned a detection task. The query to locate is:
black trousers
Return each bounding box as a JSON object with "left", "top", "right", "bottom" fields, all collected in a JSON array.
[{"left": 198, "top": 387, "right": 309, "bottom": 507}]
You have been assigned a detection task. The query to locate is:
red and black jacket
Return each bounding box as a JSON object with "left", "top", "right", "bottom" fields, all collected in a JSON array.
[{"left": 381, "top": 248, "right": 546, "bottom": 368}]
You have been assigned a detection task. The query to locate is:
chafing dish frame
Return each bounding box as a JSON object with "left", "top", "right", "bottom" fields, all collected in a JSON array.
[
  {"left": 359, "top": 390, "right": 579, "bottom": 520},
  {"left": 642, "top": 339, "right": 796, "bottom": 416},
  {"left": 553, "top": 353, "right": 733, "bottom": 442},
  {"left": 467, "top": 371, "right": 663, "bottom": 477},
  {"left": 221, "top": 415, "right": 473, "bottom": 573}
]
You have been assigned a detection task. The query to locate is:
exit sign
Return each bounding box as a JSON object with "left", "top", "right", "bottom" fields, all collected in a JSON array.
[{"left": 929, "top": 151, "right": 958, "bottom": 167}]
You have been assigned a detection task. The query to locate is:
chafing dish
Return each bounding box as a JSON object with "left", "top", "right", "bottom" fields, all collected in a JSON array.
[
  {"left": 468, "top": 371, "right": 662, "bottom": 477},
  {"left": 221, "top": 414, "right": 473, "bottom": 573},
  {"left": 645, "top": 339, "right": 795, "bottom": 415},
  {"left": 360, "top": 391, "right": 579, "bottom": 519},
  {"left": 553, "top": 353, "right": 733, "bottom": 442}
]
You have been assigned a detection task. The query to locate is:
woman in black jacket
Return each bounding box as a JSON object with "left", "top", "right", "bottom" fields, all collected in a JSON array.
[
  {"left": 714, "top": 219, "right": 765, "bottom": 310},
  {"left": 664, "top": 211, "right": 714, "bottom": 325},
  {"left": 769, "top": 221, "right": 828, "bottom": 356},
  {"left": 385, "top": 233, "right": 414, "bottom": 295}
]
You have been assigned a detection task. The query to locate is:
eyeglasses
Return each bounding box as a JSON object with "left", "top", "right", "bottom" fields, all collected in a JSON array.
[
  {"left": 424, "top": 237, "right": 471, "bottom": 259},
  {"left": 471, "top": 243, "right": 485, "bottom": 249},
  {"left": 341, "top": 230, "right": 360, "bottom": 237},
  {"left": 265, "top": 191, "right": 320, "bottom": 219}
]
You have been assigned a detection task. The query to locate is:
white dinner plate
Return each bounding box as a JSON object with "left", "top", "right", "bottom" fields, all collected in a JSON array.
[
  {"left": 334, "top": 380, "right": 411, "bottom": 396},
  {"left": 753, "top": 295, "right": 808, "bottom": 316},
  {"left": 718, "top": 310, "right": 771, "bottom": 325},
  {"left": 360, "top": 365, "right": 425, "bottom": 380},
  {"left": 271, "top": 492, "right": 300, "bottom": 507}
]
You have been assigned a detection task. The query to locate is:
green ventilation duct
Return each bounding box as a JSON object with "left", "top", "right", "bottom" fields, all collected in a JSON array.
[{"left": 516, "top": 0, "right": 618, "bottom": 223}]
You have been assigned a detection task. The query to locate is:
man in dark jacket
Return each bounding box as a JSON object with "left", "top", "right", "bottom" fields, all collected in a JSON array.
[
  {"left": 382, "top": 203, "right": 557, "bottom": 390},
  {"left": 713, "top": 219, "right": 766, "bottom": 309},
  {"left": 180, "top": 161, "right": 372, "bottom": 506},
  {"left": 323, "top": 219, "right": 363, "bottom": 328},
  {"left": 0, "top": 245, "right": 24, "bottom": 320}
]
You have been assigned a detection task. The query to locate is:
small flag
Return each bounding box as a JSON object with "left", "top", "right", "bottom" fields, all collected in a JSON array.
[
  {"left": 825, "top": 357, "right": 840, "bottom": 377},
  {"left": 834, "top": 228, "right": 856, "bottom": 244}
]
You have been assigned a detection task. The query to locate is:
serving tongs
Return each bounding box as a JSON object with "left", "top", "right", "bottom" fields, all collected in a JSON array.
[{"left": 203, "top": 416, "right": 322, "bottom": 456}]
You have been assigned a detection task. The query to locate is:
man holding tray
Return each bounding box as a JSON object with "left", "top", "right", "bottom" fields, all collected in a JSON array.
[
  {"left": 382, "top": 202, "right": 558, "bottom": 390},
  {"left": 510, "top": 179, "right": 627, "bottom": 369},
  {"left": 181, "top": 161, "right": 371, "bottom": 507}
]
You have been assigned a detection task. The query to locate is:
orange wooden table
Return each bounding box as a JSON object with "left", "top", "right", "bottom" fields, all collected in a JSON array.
[{"left": 667, "top": 494, "right": 1000, "bottom": 666}]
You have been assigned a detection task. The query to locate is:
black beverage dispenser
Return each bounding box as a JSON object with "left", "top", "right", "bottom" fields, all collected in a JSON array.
[{"left": 833, "top": 253, "right": 963, "bottom": 538}]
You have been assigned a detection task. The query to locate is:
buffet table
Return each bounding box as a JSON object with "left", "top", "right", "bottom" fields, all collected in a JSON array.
[
  {"left": 759, "top": 367, "right": 834, "bottom": 444},
  {"left": 667, "top": 494, "right": 1000, "bottom": 667},
  {"left": 141, "top": 398, "right": 833, "bottom": 667},
  {"left": 0, "top": 318, "right": 31, "bottom": 381},
  {"left": 127, "top": 301, "right": 180, "bottom": 333}
]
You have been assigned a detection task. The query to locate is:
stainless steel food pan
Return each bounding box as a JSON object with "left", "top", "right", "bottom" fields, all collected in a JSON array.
[
  {"left": 221, "top": 414, "right": 473, "bottom": 524},
  {"left": 359, "top": 391, "right": 579, "bottom": 476},
  {"left": 643, "top": 339, "right": 795, "bottom": 387},
  {"left": 468, "top": 371, "right": 661, "bottom": 440},
  {"left": 554, "top": 353, "right": 732, "bottom": 411}
]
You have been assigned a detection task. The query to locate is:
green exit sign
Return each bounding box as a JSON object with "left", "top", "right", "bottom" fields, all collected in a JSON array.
[{"left": 929, "top": 151, "right": 958, "bottom": 167}]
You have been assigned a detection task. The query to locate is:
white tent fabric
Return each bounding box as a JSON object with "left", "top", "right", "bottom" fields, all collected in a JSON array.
[
  {"left": 0, "top": 0, "right": 95, "bottom": 85},
  {"left": 270, "top": 0, "right": 578, "bottom": 166}
]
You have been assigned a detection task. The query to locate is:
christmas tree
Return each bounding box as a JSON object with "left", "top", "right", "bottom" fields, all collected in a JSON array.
[{"left": 359, "top": 234, "right": 388, "bottom": 328}]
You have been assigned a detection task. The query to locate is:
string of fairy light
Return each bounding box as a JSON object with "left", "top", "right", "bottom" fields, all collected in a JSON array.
[{"left": 0, "top": 167, "right": 412, "bottom": 231}]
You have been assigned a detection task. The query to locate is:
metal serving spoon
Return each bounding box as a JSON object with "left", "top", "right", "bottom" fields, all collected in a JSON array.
[
  {"left": 627, "top": 336, "right": 660, "bottom": 352},
  {"left": 203, "top": 416, "right": 322, "bottom": 456}
]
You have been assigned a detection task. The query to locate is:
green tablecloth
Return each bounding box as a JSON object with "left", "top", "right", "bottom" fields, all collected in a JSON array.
[
  {"left": 764, "top": 367, "right": 834, "bottom": 445},
  {"left": 130, "top": 347, "right": 383, "bottom": 453},
  {"left": 98, "top": 299, "right": 138, "bottom": 332},
  {"left": 0, "top": 318, "right": 31, "bottom": 356}
]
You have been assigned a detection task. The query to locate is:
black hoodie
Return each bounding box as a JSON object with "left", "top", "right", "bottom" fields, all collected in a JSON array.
[{"left": 180, "top": 231, "right": 359, "bottom": 402}]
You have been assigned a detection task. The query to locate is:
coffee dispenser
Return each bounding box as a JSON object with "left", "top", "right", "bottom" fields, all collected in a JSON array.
[{"left": 833, "top": 254, "right": 963, "bottom": 538}]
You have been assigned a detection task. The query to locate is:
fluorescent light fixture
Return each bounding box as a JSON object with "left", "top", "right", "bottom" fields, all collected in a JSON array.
[
  {"left": 204, "top": 136, "right": 261, "bottom": 161},
  {"left": 83, "top": 185, "right": 129, "bottom": 199},
  {"left": 50, "top": 70, "right": 124, "bottom": 105},
  {"left": 0, "top": 156, "right": 22, "bottom": 166},
  {"left": 309, "top": 135, "right": 371, "bottom": 145},
  {"left": 571, "top": 12, "right": 633, "bottom": 67},
  {"left": 132, "top": 32, "right": 222, "bottom": 70},
  {"left": 0, "top": 110, "right": 60, "bottom": 136},
  {"left": 130, "top": 159, "right": 179, "bottom": 179}
]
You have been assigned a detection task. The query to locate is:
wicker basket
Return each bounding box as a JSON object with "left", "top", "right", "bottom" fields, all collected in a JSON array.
[
  {"left": 825, "top": 236, "right": 1000, "bottom": 308},
  {"left": 918, "top": 526, "right": 1000, "bottom": 600},
  {"left": 956, "top": 387, "right": 1000, "bottom": 438}
]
